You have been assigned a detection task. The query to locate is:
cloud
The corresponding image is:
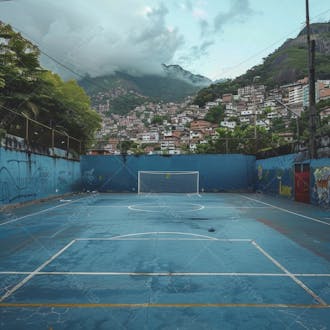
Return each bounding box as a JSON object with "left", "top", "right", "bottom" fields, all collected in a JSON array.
[
  {"left": 199, "top": 19, "right": 209, "bottom": 38},
  {"left": 178, "top": 39, "right": 214, "bottom": 65},
  {"left": 0, "top": 0, "right": 184, "bottom": 79},
  {"left": 192, "top": 8, "right": 207, "bottom": 20},
  {"left": 180, "top": 0, "right": 193, "bottom": 11},
  {"left": 214, "top": 0, "right": 255, "bottom": 32},
  {"left": 193, "top": 0, "right": 256, "bottom": 37}
]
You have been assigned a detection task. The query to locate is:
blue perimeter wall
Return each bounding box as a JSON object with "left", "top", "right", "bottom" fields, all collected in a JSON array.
[
  {"left": 80, "top": 154, "right": 256, "bottom": 193},
  {"left": 1, "top": 148, "right": 328, "bottom": 208},
  {"left": 256, "top": 155, "right": 330, "bottom": 207},
  {"left": 0, "top": 147, "right": 81, "bottom": 206}
]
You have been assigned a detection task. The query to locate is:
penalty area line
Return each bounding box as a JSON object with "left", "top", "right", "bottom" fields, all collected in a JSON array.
[
  {"left": 241, "top": 195, "right": 330, "bottom": 226},
  {"left": 251, "top": 240, "right": 327, "bottom": 306},
  {"left": 0, "top": 271, "right": 330, "bottom": 277},
  {"left": 0, "top": 196, "right": 88, "bottom": 227},
  {"left": 0, "top": 240, "right": 76, "bottom": 302}
]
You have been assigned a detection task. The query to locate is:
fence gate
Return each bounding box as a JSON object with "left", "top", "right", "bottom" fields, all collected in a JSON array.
[{"left": 294, "top": 163, "right": 310, "bottom": 203}]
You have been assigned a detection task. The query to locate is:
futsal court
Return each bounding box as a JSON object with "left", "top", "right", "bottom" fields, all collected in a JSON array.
[{"left": 0, "top": 190, "right": 329, "bottom": 329}]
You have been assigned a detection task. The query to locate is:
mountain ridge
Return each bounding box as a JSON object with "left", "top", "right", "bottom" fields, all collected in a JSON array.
[
  {"left": 79, "top": 64, "right": 213, "bottom": 114},
  {"left": 194, "top": 22, "right": 330, "bottom": 107}
]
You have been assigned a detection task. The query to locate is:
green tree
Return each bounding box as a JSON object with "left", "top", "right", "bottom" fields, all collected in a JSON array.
[
  {"left": 151, "top": 115, "right": 164, "bottom": 125},
  {"left": 0, "top": 22, "right": 44, "bottom": 118},
  {"left": 204, "top": 105, "right": 224, "bottom": 124},
  {"left": 196, "top": 126, "right": 282, "bottom": 154},
  {"left": 0, "top": 23, "right": 101, "bottom": 152},
  {"left": 119, "top": 140, "right": 135, "bottom": 154}
]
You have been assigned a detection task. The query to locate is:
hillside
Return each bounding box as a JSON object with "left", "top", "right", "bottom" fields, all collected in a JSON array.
[
  {"left": 194, "top": 22, "right": 330, "bottom": 107},
  {"left": 79, "top": 65, "right": 212, "bottom": 115}
]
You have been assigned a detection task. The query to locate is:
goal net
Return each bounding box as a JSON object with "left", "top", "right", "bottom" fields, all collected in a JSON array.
[{"left": 138, "top": 171, "right": 199, "bottom": 194}]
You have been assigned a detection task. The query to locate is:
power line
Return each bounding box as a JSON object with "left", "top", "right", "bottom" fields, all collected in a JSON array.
[
  {"left": 4, "top": 24, "right": 111, "bottom": 93},
  {"left": 217, "top": 8, "right": 330, "bottom": 78},
  {"left": 2, "top": 6, "right": 330, "bottom": 90}
]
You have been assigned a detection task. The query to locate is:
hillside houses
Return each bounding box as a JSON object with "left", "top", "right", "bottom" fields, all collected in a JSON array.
[{"left": 90, "top": 78, "right": 330, "bottom": 155}]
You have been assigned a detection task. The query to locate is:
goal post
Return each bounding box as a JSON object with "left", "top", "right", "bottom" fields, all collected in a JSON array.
[{"left": 138, "top": 171, "right": 199, "bottom": 194}]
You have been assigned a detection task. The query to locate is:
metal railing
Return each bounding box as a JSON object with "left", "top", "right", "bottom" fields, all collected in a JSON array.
[{"left": 0, "top": 106, "right": 81, "bottom": 160}]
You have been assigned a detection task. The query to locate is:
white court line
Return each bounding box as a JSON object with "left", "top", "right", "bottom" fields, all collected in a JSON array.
[
  {"left": 204, "top": 206, "right": 271, "bottom": 209},
  {"left": 128, "top": 204, "right": 205, "bottom": 213},
  {"left": 76, "top": 238, "right": 251, "bottom": 241},
  {"left": 186, "top": 193, "right": 202, "bottom": 198},
  {"left": 85, "top": 205, "right": 130, "bottom": 208},
  {"left": 75, "top": 231, "right": 251, "bottom": 241},
  {"left": 50, "top": 227, "right": 68, "bottom": 239},
  {"left": 0, "top": 240, "right": 76, "bottom": 302},
  {"left": 78, "top": 231, "right": 218, "bottom": 241},
  {"left": 251, "top": 240, "right": 327, "bottom": 306},
  {"left": 241, "top": 195, "right": 330, "bottom": 226},
  {"left": 1, "top": 271, "right": 330, "bottom": 277},
  {"left": 0, "top": 196, "right": 88, "bottom": 227},
  {"left": 74, "top": 238, "right": 224, "bottom": 241},
  {"left": 0, "top": 272, "right": 303, "bottom": 276}
]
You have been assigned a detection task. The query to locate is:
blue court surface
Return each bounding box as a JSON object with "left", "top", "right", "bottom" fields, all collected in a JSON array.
[{"left": 0, "top": 193, "right": 329, "bottom": 329}]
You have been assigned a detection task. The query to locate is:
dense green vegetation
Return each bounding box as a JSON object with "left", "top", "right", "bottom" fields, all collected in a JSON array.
[
  {"left": 0, "top": 23, "right": 101, "bottom": 152},
  {"left": 123, "top": 73, "right": 201, "bottom": 102},
  {"left": 151, "top": 115, "right": 170, "bottom": 125},
  {"left": 196, "top": 126, "right": 282, "bottom": 154},
  {"left": 79, "top": 71, "right": 202, "bottom": 106},
  {"left": 194, "top": 80, "right": 240, "bottom": 107},
  {"left": 107, "top": 93, "right": 146, "bottom": 115},
  {"left": 204, "top": 105, "right": 225, "bottom": 124}
]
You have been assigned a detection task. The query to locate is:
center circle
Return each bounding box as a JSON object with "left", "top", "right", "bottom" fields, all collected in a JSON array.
[{"left": 128, "top": 203, "right": 204, "bottom": 213}]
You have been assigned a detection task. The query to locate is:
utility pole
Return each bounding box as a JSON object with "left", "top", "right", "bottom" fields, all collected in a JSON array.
[
  {"left": 306, "top": 0, "right": 317, "bottom": 158},
  {"left": 275, "top": 99, "right": 300, "bottom": 144}
]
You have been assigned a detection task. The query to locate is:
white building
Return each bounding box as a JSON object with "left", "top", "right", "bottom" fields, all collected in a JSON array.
[
  {"left": 241, "top": 110, "right": 254, "bottom": 116},
  {"left": 138, "top": 132, "right": 159, "bottom": 143},
  {"left": 288, "top": 84, "right": 304, "bottom": 105},
  {"left": 240, "top": 117, "right": 250, "bottom": 123},
  {"left": 220, "top": 121, "right": 237, "bottom": 129},
  {"left": 267, "top": 112, "right": 280, "bottom": 119},
  {"left": 160, "top": 140, "right": 175, "bottom": 151}
]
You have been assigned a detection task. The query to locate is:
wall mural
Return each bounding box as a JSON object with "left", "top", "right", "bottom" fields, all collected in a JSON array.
[{"left": 313, "top": 167, "right": 330, "bottom": 206}]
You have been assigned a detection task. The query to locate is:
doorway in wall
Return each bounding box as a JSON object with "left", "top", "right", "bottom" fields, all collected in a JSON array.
[{"left": 294, "top": 163, "right": 310, "bottom": 203}]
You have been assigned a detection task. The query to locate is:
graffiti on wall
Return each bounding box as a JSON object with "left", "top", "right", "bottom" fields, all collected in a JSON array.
[
  {"left": 280, "top": 184, "right": 292, "bottom": 197},
  {"left": 0, "top": 160, "right": 38, "bottom": 203},
  {"left": 313, "top": 167, "right": 330, "bottom": 206},
  {"left": 0, "top": 154, "right": 75, "bottom": 205},
  {"left": 82, "top": 169, "right": 97, "bottom": 187},
  {"left": 257, "top": 165, "right": 263, "bottom": 180}
]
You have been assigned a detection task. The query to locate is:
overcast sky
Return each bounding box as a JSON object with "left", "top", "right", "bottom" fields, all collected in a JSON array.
[{"left": 0, "top": 0, "right": 329, "bottom": 80}]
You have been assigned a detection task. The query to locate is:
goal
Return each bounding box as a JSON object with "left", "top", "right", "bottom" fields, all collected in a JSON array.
[{"left": 138, "top": 171, "right": 199, "bottom": 194}]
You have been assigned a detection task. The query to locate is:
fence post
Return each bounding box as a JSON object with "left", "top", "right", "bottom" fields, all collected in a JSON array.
[
  {"left": 25, "top": 117, "right": 29, "bottom": 148},
  {"left": 51, "top": 129, "right": 55, "bottom": 155},
  {"left": 67, "top": 135, "right": 70, "bottom": 158}
]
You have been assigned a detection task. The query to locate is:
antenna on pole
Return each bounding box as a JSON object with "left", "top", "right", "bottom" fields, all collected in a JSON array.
[{"left": 305, "top": 0, "right": 317, "bottom": 159}]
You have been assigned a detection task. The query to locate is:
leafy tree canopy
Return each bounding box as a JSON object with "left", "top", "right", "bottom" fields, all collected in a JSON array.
[
  {"left": 196, "top": 125, "right": 282, "bottom": 155},
  {"left": 204, "top": 105, "right": 225, "bottom": 124},
  {"left": 0, "top": 23, "right": 101, "bottom": 152}
]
